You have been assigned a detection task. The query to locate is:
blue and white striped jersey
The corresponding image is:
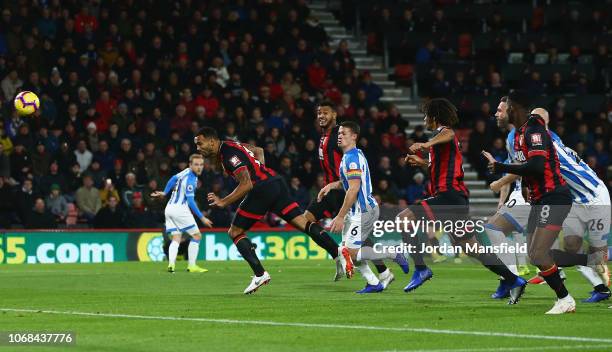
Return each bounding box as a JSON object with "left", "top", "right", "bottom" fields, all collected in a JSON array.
[
  {"left": 167, "top": 168, "right": 198, "bottom": 206},
  {"left": 505, "top": 128, "right": 523, "bottom": 194},
  {"left": 549, "top": 131, "right": 603, "bottom": 204},
  {"left": 339, "top": 148, "right": 377, "bottom": 215}
]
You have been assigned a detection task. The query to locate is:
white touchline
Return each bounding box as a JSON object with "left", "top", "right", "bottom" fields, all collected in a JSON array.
[
  {"left": 381, "top": 344, "right": 612, "bottom": 352},
  {"left": 2, "top": 308, "right": 612, "bottom": 344}
]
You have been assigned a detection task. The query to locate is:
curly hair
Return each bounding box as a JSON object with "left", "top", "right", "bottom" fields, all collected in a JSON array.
[{"left": 421, "top": 98, "right": 459, "bottom": 127}]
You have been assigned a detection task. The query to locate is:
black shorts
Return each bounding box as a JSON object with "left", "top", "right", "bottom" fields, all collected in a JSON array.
[
  {"left": 306, "top": 188, "right": 345, "bottom": 220},
  {"left": 233, "top": 177, "right": 303, "bottom": 230},
  {"left": 526, "top": 187, "right": 572, "bottom": 235},
  {"left": 409, "top": 191, "right": 469, "bottom": 222}
]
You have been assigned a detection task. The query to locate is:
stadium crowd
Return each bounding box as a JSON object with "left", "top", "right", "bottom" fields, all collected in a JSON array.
[
  {"left": 0, "top": 0, "right": 609, "bottom": 229},
  {"left": 348, "top": 0, "right": 611, "bottom": 183},
  {"left": 0, "top": 0, "right": 426, "bottom": 229}
]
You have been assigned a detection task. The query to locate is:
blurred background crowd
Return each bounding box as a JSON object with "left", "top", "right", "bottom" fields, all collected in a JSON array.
[{"left": 0, "top": 0, "right": 609, "bottom": 229}]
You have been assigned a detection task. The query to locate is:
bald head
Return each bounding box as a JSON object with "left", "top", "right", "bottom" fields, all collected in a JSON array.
[{"left": 531, "top": 108, "right": 549, "bottom": 126}]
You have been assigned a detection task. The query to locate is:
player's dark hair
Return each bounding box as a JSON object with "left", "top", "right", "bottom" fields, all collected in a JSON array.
[
  {"left": 507, "top": 90, "right": 531, "bottom": 110},
  {"left": 500, "top": 96, "right": 508, "bottom": 103},
  {"left": 318, "top": 100, "right": 336, "bottom": 111},
  {"left": 421, "top": 98, "right": 459, "bottom": 126},
  {"left": 197, "top": 127, "right": 219, "bottom": 140},
  {"left": 340, "top": 120, "right": 360, "bottom": 136}
]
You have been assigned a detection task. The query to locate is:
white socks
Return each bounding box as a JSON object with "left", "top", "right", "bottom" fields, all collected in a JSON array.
[
  {"left": 513, "top": 232, "right": 528, "bottom": 265},
  {"left": 485, "top": 225, "right": 519, "bottom": 276},
  {"left": 357, "top": 261, "right": 380, "bottom": 286},
  {"left": 577, "top": 265, "right": 604, "bottom": 287},
  {"left": 356, "top": 247, "right": 395, "bottom": 262},
  {"left": 188, "top": 239, "right": 200, "bottom": 266},
  {"left": 169, "top": 240, "right": 179, "bottom": 266}
]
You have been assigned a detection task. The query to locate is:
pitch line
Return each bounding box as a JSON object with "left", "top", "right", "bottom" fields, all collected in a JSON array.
[
  {"left": 385, "top": 346, "right": 612, "bottom": 352},
  {"left": 2, "top": 308, "right": 612, "bottom": 344}
]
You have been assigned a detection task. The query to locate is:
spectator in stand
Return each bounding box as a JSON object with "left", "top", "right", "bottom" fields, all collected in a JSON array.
[
  {"left": 375, "top": 179, "right": 399, "bottom": 206},
  {"left": 75, "top": 175, "right": 101, "bottom": 222},
  {"left": 16, "top": 178, "right": 37, "bottom": 224},
  {"left": 10, "top": 142, "right": 31, "bottom": 183},
  {"left": 468, "top": 119, "right": 492, "bottom": 180},
  {"left": 31, "top": 141, "right": 52, "bottom": 178},
  {"left": 121, "top": 172, "right": 141, "bottom": 208},
  {"left": 0, "top": 144, "right": 10, "bottom": 179},
  {"left": 93, "top": 195, "right": 125, "bottom": 229},
  {"left": 25, "top": 198, "right": 56, "bottom": 229},
  {"left": 0, "top": 177, "right": 13, "bottom": 228},
  {"left": 410, "top": 125, "right": 428, "bottom": 143},
  {"left": 415, "top": 40, "right": 441, "bottom": 64},
  {"left": 406, "top": 172, "right": 426, "bottom": 204},
  {"left": 74, "top": 139, "right": 93, "bottom": 173},
  {"left": 125, "top": 191, "right": 156, "bottom": 228},
  {"left": 360, "top": 71, "right": 383, "bottom": 107},
  {"left": 99, "top": 178, "right": 120, "bottom": 207},
  {"left": 569, "top": 123, "right": 594, "bottom": 150},
  {"left": 289, "top": 176, "right": 310, "bottom": 210},
  {"left": 45, "top": 184, "right": 68, "bottom": 224}
]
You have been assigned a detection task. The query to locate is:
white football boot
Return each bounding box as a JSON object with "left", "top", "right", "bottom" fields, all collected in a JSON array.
[
  {"left": 244, "top": 271, "right": 271, "bottom": 294},
  {"left": 545, "top": 295, "right": 576, "bottom": 314}
]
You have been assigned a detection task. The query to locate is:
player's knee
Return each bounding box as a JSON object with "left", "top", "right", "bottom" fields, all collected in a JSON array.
[
  {"left": 303, "top": 211, "right": 316, "bottom": 223},
  {"left": 487, "top": 215, "right": 513, "bottom": 234},
  {"left": 227, "top": 227, "right": 242, "bottom": 238},
  {"left": 192, "top": 233, "right": 202, "bottom": 241},
  {"left": 563, "top": 236, "right": 582, "bottom": 253}
]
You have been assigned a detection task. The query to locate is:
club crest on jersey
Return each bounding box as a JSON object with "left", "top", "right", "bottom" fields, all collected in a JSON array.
[
  {"left": 187, "top": 184, "right": 194, "bottom": 192},
  {"left": 530, "top": 133, "right": 543, "bottom": 146},
  {"left": 230, "top": 155, "right": 241, "bottom": 167}
]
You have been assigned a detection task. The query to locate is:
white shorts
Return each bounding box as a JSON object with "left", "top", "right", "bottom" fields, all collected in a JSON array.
[
  {"left": 165, "top": 205, "right": 199, "bottom": 236},
  {"left": 563, "top": 185, "right": 611, "bottom": 248},
  {"left": 343, "top": 206, "right": 380, "bottom": 249},
  {"left": 497, "top": 192, "right": 530, "bottom": 233}
]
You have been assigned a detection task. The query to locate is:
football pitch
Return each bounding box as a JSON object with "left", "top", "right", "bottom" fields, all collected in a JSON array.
[{"left": 1, "top": 260, "right": 612, "bottom": 352}]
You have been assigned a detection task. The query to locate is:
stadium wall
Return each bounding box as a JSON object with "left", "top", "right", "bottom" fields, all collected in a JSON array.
[{"left": 0, "top": 229, "right": 610, "bottom": 264}]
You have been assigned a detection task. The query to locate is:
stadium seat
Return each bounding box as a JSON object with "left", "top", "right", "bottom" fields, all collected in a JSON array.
[
  {"left": 457, "top": 34, "right": 472, "bottom": 59},
  {"left": 394, "top": 64, "right": 414, "bottom": 86},
  {"left": 66, "top": 203, "right": 78, "bottom": 226}
]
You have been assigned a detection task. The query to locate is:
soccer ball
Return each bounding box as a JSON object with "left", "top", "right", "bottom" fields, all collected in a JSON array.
[{"left": 14, "top": 91, "right": 40, "bottom": 115}]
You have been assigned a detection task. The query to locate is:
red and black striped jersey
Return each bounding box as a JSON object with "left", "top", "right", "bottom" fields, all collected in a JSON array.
[
  {"left": 219, "top": 141, "right": 277, "bottom": 186},
  {"left": 513, "top": 115, "right": 566, "bottom": 201},
  {"left": 318, "top": 125, "right": 343, "bottom": 184},
  {"left": 427, "top": 126, "right": 469, "bottom": 197}
]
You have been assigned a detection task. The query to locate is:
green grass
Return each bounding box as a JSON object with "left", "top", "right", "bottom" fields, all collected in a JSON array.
[{"left": 1, "top": 260, "right": 612, "bottom": 352}]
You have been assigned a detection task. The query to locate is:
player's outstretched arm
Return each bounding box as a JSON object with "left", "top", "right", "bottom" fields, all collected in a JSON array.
[
  {"left": 490, "top": 173, "right": 520, "bottom": 193},
  {"left": 317, "top": 181, "right": 342, "bottom": 202},
  {"left": 158, "top": 175, "right": 178, "bottom": 197},
  {"left": 409, "top": 128, "right": 454, "bottom": 153},
  {"left": 208, "top": 168, "right": 252, "bottom": 208},
  {"left": 488, "top": 155, "right": 545, "bottom": 177}
]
